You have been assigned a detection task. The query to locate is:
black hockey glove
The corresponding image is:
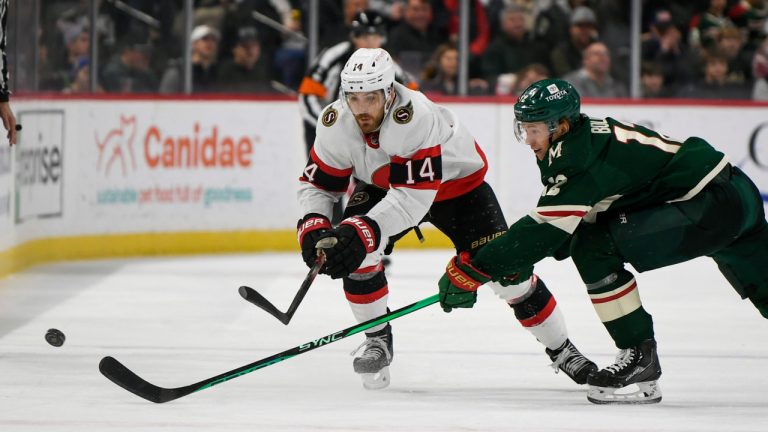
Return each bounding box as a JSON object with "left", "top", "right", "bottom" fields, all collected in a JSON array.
[
  {"left": 297, "top": 213, "right": 332, "bottom": 268},
  {"left": 318, "top": 216, "right": 381, "bottom": 279}
]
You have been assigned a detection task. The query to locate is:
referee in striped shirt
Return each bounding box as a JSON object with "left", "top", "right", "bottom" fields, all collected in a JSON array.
[{"left": 0, "top": 0, "right": 18, "bottom": 146}]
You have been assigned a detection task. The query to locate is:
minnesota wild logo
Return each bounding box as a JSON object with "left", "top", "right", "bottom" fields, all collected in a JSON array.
[
  {"left": 321, "top": 107, "right": 338, "bottom": 127},
  {"left": 392, "top": 101, "right": 413, "bottom": 124}
]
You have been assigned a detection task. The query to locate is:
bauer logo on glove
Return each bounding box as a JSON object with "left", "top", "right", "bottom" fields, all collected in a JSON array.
[
  {"left": 319, "top": 215, "right": 381, "bottom": 279},
  {"left": 446, "top": 260, "right": 482, "bottom": 291},
  {"left": 438, "top": 252, "right": 492, "bottom": 312},
  {"left": 343, "top": 216, "right": 377, "bottom": 252}
]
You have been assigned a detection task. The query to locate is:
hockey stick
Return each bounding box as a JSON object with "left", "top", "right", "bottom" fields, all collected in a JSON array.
[
  {"left": 99, "top": 293, "right": 440, "bottom": 403},
  {"left": 239, "top": 237, "right": 336, "bottom": 325}
]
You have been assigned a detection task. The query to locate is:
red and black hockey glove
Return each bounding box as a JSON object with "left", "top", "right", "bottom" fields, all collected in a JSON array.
[
  {"left": 319, "top": 216, "right": 381, "bottom": 279},
  {"left": 438, "top": 251, "right": 491, "bottom": 312},
  {"left": 297, "top": 213, "right": 332, "bottom": 268}
]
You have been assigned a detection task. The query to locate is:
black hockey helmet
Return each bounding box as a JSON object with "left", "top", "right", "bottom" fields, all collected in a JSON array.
[{"left": 350, "top": 10, "right": 386, "bottom": 38}]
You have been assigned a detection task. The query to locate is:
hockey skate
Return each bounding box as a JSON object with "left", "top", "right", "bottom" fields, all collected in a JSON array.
[
  {"left": 545, "top": 339, "right": 598, "bottom": 384},
  {"left": 350, "top": 324, "right": 393, "bottom": 390},
  {"left": 587, "top": 338, "right": 662, "bottom": 404}
]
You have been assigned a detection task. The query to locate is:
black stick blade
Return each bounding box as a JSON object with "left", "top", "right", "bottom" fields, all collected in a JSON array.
[
  {"left": 239, "top": 286, "right": 290, "bottom": 324},
  {"left": 99, "top": 356, "right": 192, "bottom": 403}
]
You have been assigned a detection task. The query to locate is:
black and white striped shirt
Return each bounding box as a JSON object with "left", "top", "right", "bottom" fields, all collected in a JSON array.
[{"left": 0, "top": 0, "right": 9, "bottom": 102}]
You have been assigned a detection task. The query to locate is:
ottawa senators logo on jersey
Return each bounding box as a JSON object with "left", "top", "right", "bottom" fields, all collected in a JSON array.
[
  {"left": 347, "top": 191, "right": 370, "bottom": 207},
  {"left": 321, "top": 107, "right": 338, "bottom": 127},
  {"left": 392, "top": 101, "right": 413, "bottom": 124}
]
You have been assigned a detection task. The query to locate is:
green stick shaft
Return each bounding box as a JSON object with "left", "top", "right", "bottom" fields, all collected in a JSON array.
[{"left": 100, "top": 294, "right": 440, "bottom": 403}]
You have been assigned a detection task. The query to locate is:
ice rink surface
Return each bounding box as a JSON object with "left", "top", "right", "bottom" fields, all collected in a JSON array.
[{"left": 0, "top": 250, "right": 766, "bottom": 431}]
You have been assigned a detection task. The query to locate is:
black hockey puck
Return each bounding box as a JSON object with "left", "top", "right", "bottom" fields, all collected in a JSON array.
[
  {"left": 15, "top": 124, "right": 21, "bottom": 131},
  {"left": 45, "top": 328, "right": 66, "bottom": 347}
]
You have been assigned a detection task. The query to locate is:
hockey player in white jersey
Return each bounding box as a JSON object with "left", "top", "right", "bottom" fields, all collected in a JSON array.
[
  {"left": 298, "top": 10, "right": 417, "bottom": 154},
  {"left": 297, "top": 48, "right": 596, "bottom": 389}
]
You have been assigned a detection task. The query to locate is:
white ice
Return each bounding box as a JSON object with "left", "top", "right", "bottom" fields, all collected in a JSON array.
[{"left": 0, "top": 251, "right": 766, "bottom": 431}]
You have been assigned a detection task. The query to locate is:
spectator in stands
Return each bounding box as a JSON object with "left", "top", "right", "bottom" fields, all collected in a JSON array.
[
  {"left": 56, "top": 23, "right": 91, "bottom": 91},
  {"left": 273, "top": 8, "right": 308, "bottom": 89},
  {"left": 135, "top": 3, "right": 181, "bottom": 83},
  {"left": 689, "top": 0, "right": 735, "bottom": 49},
  {"left": 677, "top": 51, "right": 751, "bottom": 99},
  {"left": 101, "top": 39, "right": 159, "bottom": 93},
  {"left": 433, "top": 0, "right": 491, "bottom": 58},
  {"left": 217, "top": 26, "right": 275, "bottom": 93},
  {"left": 481, "top": 5, "right": 549, "bottom": 84},
  {"left": 593, "top": 0, "right": 632, "bottom": 87},
  {"left": 219, "top": 0, "right": 285, "bottom": 69},
  {"left": 641, "top": 1, "right": 700, "bottom": 37},
  {"left": 64, "top": 24, "right": 90, "bottom": 58},
  {"left": 195, "top": 0, "right": 228, "bottom": 30},
  {"left": 508, "top": 63, "right": 550, "bottom": 96},
  {"left": 160, "top": 25, "right": 221, "bottom": 93},
  {"left": 108, "top": 2, "right": 178, "bottom": 55},
  {"left": 640, "top": 61, "right": 671, "bottom": 98},
  {"left": 752, "top": 37, "right": 768, "bottom": 100},
  {"left": 386, "top": 0, "right": 443, "bottom": 77},
  {"left": 317, "top": 0, "right": 371, "bottom": 48},
  {"left": 563, "top": 41, "right": 628, "bottom": 98},
  {"left": 421, "top": 43, "right": 489, "bottom": 95},
  {"left": 63, "top": 57, "right": 100, "bottom": 94},
  {"left": 641, "top": 9, "right": 698, "bottom": 94},
  {"left": 716, "top": 26, "right": 752, "bottom": 84},
  {"left": 54, "top": 0, "right": 115, "bottom": 66},
  {"left": 728, "top": 0, "right": 768, "bottom": 29},
  {"left": 37, "top": 29, "right": 68, "bottom": 91},
  {"left": 549, "top": 6, "right": 598, "bottom": 78},
  {"left": 532, "top": 0, "right": 589, "bottom": 52},
  {"left": 727, "top": 0, "right": 768, "bottom": 53},
  {"left": 368, "top": 0, "right": 407, "bottom": 21}
]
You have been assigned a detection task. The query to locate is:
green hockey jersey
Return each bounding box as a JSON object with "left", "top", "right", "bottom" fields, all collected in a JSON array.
[{"left": 473, "top": 115, "right": 728, "bottom": 277}]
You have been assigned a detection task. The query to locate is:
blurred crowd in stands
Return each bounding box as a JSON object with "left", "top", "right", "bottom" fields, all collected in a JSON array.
[{"left": 36, "top": 0, "right": 768, "bottom": 100}]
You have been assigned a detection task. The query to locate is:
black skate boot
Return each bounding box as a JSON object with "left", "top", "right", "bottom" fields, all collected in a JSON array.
[
  {"left": 587, "top": 338, "right": 662, "bottom": 404},
  {"left": 545, "top": 339, "right": 598, "bottom": 384},
  {"left": 351, "top": 324, "right": 393, "bottom": 390}
]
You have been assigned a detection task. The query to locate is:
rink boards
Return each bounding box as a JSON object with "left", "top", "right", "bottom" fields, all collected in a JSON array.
[{"left": 1, "top": 96, "right": 768, "bottom": 276}]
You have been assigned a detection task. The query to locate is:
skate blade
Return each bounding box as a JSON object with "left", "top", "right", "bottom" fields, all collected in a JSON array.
[
  {"left": 587, "top": 381, "right": 662, "bottom": 405},
  {"left": 360, "top": 367, "right": 390, "bottom": 390}
]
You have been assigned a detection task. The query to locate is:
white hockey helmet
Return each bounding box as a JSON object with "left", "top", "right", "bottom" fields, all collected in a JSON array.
[{"left": 340, "top": 48, "right": 395, "bottom": 101}]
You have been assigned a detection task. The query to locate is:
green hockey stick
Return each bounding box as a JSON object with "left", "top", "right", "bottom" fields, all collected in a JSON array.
[{"left": 99, "top": 294, "right": 440, "bottom": 403}]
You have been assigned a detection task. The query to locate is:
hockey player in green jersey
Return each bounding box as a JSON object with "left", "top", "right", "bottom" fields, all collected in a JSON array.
[{"left": 437, "top": 78, "right": 768, "bottom": 404}]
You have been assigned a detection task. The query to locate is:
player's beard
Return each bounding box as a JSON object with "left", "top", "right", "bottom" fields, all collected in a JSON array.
[{"left": 355, "top": 112, "right": 384, "bottom": 134}]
